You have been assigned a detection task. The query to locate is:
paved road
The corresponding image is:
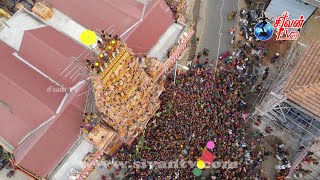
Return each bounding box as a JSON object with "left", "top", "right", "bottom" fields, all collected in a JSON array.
[
  {"left": 0, "top": 168, "right": 28, "bottom": 180},
  {"left": 197, "top": 0, "right": 240, "bottom": 70}
]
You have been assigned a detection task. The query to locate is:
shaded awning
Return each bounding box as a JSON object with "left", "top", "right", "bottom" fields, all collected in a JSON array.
[
  {"left": 265, "top": 0, "right": 316, "bottom": 23},
  {"left": 148, "top": 23, "right": 184, "bottom": 61}
]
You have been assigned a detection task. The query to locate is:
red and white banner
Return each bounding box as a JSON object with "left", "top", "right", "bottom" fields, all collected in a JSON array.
[{"left": 78, "top": 150, "right": 104, "bottom": 179}]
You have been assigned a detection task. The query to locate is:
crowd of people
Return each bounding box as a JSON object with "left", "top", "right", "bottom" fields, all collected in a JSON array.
[
  {"left": 105, "top": 7, "right": 278, "bottom": 180},
  {"left": 99, "top": 6, "right": 285, "bottom": 180},
  {"left": 165, "top": 0, "right": 187, "bottom": 23},
  {"left": 85, "top": 31, "right": 123, "bottom": 75},
  {"left": 109, "top": 50, "right": 273, "bottom": 179}
]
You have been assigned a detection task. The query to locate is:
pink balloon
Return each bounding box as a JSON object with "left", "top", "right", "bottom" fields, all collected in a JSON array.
[{"left": 207, "top": 141, "right": 215, "bottom": 149}]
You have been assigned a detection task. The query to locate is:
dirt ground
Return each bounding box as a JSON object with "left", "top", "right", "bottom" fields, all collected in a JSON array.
[
  {"left": 257, "top": 135, "right": 283, "bottom": 179},
  {"left": 262, "top": 37, "right": 292, "bottom": 65},
  {"left": 300, "top": 8, "right": 320, "bottom": 44},
  {"left": 262, "top": 4, "right": 320, "bottom": 61},
  {"left": 244, "top": 120, "right": 288, "bottom": 179}
]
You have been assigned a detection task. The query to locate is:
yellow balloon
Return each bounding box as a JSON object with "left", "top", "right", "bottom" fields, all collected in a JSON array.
[
  {"left": 80, "top": 30, "right": 97, "bottom": 46},
  {"left": 196, "top": 160, "right": 205, "bottom": 169}
]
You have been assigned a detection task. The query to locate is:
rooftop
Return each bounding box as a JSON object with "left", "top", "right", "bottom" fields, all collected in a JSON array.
[
  {"left": 265, "top": 0, "right": 316, "bottom": 24},
  {"left": 14, "top": 86, "right": 87, "bottom": 177},
  {"left": 283, "top": 40, "right": 320, "bottom": 118},
  {"left": 45, "top": 0, "right": 144, "bottom": 37},
  {"left": 0, "top": 41, "right": 61, "bottom": 149},
  {"left": 0, "top": 10, "right": 45, "bottom": 51},
  {"left": 0, "top": 8, "right": 97, "bottom": 49},
  {"left": 50, "top": 140, "right": 95, "bottom": 180},
  {"left": 302, "top": 0, "right": 320, "bottom": 8},
  {"left": 125, "top": 0, "right": 175, "bottom": 54},
  {"left": 148, "top": 23, "right": 184, "bottom": 60},
  {"left": 45, "top": 0, "right": 174, "bottom": 54},
  {"left": 0, "top": 9, "right": 89, "bottom": 178},
  {"left": 44, "top": 8, "right": 98, "bottom": 49}
]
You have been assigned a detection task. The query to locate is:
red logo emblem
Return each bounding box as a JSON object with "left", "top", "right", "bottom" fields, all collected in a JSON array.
[{"left": 273, "top": 12, "right": 305, "bottom": 40}]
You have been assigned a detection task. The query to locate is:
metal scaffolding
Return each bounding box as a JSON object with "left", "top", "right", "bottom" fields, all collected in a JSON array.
[{"left": 251, "top": 39, "right": 320, "bottom": 178}]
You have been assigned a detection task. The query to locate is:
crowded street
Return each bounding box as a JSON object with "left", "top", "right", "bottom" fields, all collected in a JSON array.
[
  {"left": 113, "top": 52, "right": 269, "bottom": 179},
  {"left": 196, "top": 0, "right": 240, "bottom": 70},
  {"left": 0, "top": 0, "right": 319, "bottom": 180}
]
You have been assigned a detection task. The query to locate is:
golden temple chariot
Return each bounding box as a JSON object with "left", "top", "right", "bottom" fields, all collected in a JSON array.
[
  {"left": 92, "top": 48, "right": 164, "bottom": 144},
  {"left": 84, "top": 32, "right": 164, "bottom": 149}
]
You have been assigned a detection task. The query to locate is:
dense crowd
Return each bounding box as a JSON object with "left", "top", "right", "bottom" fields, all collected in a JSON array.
[
  {"left": 111, "top": 54, "right": 270, "bottom": 179},
  {"left": 101, "top": 7, "right": 280, "bottom": 180},
  {"left": 101, "top": 7, "right": 278, "bottom": 180}
]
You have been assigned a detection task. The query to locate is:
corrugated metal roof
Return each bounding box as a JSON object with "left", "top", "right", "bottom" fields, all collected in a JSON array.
[
  {"left": 148, "top": 23, "right": 184, "bottom": 60},
  {"left": 0, "top": 23, "right": 89, "bottom": 177},
  {"left": 265, "top": 0, "right": 316, "bottom": 22},
  {"left": 19, "top": 26, "right": 86, "bottom": 88},
  {"left": 0, "top": 41, "right": 63, "bottom": 148},
  {"left": 125, "top": 0, "right": 174, "bottom": 54},
  {"left": 14, "top": 84, "right": 88, "bottom": 178},
  {"left": 13, "top": 117, "right": 55, "bottom": 165},
  {"left": 46, "top": 0, "right": 143, "bottom": 35},
  {"left": 0, "top": 10, "right": 46, "bottom": 51},
  {"left": 15, "top": 104, "right": 84, "bottom": 177},
  {"left": 302, "top": 0, "right": 320, "bottom": 8},
  {"left": 45, "top": 0, "right": 173, "bottom": 54}
]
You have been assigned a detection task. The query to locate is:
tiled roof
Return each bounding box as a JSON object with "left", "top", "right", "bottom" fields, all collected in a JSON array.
[{"left": 283, "top": 40, "right": 320, "bottom": 117}]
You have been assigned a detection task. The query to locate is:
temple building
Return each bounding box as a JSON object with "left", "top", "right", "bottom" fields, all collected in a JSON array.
[
  {"left": 0, "top": 0, "right": 192, "bottom": 179},
  {"left": 0, "top": 9, "right": 89, "bottom": 179},
  {"left": 165, "top": 0, "right": 188, "bottom": 24},
  {"left": 74, "top": 33, "right": 166, "bottom": 179}
]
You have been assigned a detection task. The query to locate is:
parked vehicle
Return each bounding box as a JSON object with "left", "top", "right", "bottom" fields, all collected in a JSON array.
[
  {"left": 271, "top": 53, "right": 280, "bottom": 63},
  {"left": 219, "top": 51, "right": 230, "bottom": 60},
  {"left": 7, "top": 170, "right": 15, "bottom": 178},
  {"left": 0, "top": 146, "right": 3, "bottom": 155},
  {"left": 0, "top": 159, "right": 8, "bottom": 171},
  {"left": 203, "top": 48, "right": 209, "bottom": 56},
  {"left": 5, "top": 162, "right": 13, "bottom": 169},
  {"left": 249, "top": 10, "right": 258, "bottom": 22},
  {"left": 228, "top": 10, "right": 236, "bottom": 20}
]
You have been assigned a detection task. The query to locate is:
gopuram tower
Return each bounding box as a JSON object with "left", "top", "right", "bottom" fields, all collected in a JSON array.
[
  {"left": 92, "top": 48, "right": 164, "bottom": 143},
  {"left": 82, "top": 32, "right": 165, "bottom": 157}
]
